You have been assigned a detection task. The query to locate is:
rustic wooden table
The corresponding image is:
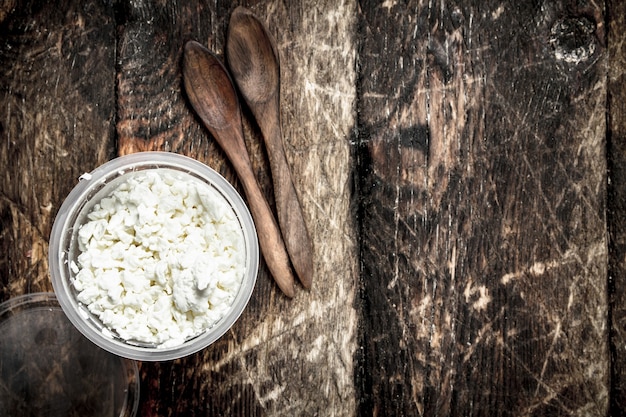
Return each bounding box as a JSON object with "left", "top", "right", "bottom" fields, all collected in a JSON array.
[{"left": 1, "top": 0, "right": 625, "bottom": 415}]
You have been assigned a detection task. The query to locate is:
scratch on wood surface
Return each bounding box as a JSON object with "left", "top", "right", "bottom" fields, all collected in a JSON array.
[
  {"left": 501, "top": 258, "right": 565, "bottom": 284},
  {"left": 463, "top": 281, "right": 491, "bottom": 312},
  {"left": 278, "top": 2, "right": 355, "bottom": 149},
  {"left": 201, "top": 290, "right": 358, "bottom": 412},
  {"left": 495, "top": 238, "right": 608, "bottom": 415},
  {"left": 501, "top": 241, "right": 606, "bottom": 285},
  {"left": 503, "top": 340, "right": 576, "bottom": 416},
  {"left": 500, "top": 325, "right": 606, "bottom": 417}
]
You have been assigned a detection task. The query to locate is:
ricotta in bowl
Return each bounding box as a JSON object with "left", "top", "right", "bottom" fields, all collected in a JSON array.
[{"left": 49, "top": 152, "right": 259, "bottom": 361}]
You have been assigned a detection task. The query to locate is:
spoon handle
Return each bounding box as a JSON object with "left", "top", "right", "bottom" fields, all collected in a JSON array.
[
  {"left": 255, "top": 104, "right": 314, "bottom": 289},
  {"left": 225, "top": 127, "right": 297, "bottom": 298}
]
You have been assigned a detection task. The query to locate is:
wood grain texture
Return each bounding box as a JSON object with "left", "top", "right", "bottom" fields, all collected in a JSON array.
[
  {"left": 265, "top": 0, "right": 359, "bottom": 412},
  {"left": 0, "top": 0, "right": 116, "bottom": 300},
  {"left": 607, "top": 0, "right": 626, "bottom": 414},
  {"left": 356, "top": 0, "right": 608, "bottom": 415},
  {"left": 115, "top": 0, "right": 358, "bottom": 415},
  {"left": 2, "top": 0, "right": 623, "bottom": 415}
]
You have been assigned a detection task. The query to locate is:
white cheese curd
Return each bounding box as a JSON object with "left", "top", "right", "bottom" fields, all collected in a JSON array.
[{"left": 73, "top": 169, "right": 246, "bottom": 348}]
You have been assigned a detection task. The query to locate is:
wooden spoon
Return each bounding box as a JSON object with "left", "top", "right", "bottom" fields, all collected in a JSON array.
[
  {"left": 226, "top": 7, "right": 314, "bottom": 289},
  {"left": 182, "top": 40, "right": 295, "bottom": 298}
]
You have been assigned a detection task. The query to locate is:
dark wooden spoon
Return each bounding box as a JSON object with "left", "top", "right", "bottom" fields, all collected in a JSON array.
[
  {"left": 226, "top": 6, "right": 314, "bottom": 289},
  {"left": 183, "top": 40, "right": 295, "bottom": 298}
]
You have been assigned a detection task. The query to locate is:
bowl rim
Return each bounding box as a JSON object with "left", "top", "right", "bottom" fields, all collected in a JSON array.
[{"left": 49, "top": 152, "right": 259, "bottom": 361}]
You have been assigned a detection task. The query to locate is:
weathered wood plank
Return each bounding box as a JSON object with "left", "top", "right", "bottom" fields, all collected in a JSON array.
[
  {"left": 3, "top": 0, "right": 621, "bottom": 415},
  {"left": 607, "top": 0, "right": 626, "bottom": 414},
  {"left": 0, "top": 0, "right": 116, "bottom": 300},
  {"left": 115, "top": 0, "right": 358, "bottom": 415},
  {"left": 356, "top": 1, "right": 608, "bottom": 415}
]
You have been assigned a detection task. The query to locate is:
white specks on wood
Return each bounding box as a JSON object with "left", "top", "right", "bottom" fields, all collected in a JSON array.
[
  {"left": 463, "top": 282, "right": 492, "bottom": 312},
  {"left": 491, "top": 5, "right": 505, "bottom": 20}
]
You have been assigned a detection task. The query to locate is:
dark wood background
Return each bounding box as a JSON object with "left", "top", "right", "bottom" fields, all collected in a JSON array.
[{"left": 1, "top": 0, "right": 624, "bottom": 415}]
